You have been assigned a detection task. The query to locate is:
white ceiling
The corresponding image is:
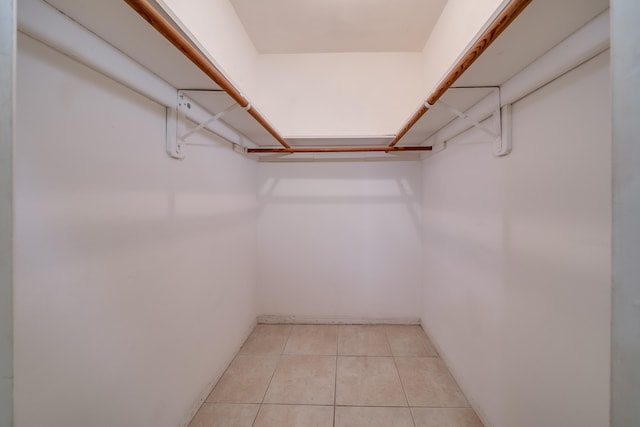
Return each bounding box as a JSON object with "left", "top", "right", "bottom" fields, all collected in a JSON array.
[{"left": 229, "top": 0, "right": 448, "bottom": 54}]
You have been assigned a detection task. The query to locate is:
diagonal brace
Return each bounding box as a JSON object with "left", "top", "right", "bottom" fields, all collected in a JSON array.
[
  {"left": 436, "top": 99, "right": 500, "bottom": 139},
  {"left": 180, "top": 101, "right": 240, "bottom": 141}
]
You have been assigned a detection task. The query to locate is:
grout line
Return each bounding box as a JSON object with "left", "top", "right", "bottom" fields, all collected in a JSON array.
[
  {"left": 333, "top": 354, "right": 402, "bottom": 358},
  {"left": 393, "top": 355, "right": 441, "bottom": 359},
  {"left": 228, "top": 403, "right": 426, "bottom": 408},
  {"left": 333, "top": 326, "right": 339, "bottom": 427},
  {"left": 256, "top": 403, "right": 335, "bottom": 407},
  {"left": 252, "top": 325, "right": 294, "bottom": 426},
  {"left": 183, "top": 320, "right": 258, "bottom": 427},
  {"left": 408, "top": 405, "right": 475, "bottom": 409},
  {"left": 333, "top": 404, "right": 474, "bottom": 408},
  {"left": 280, "top": 323, "right": 294, "bottom": 355},
  {"left": 223, "top": 323, "right": 467, "bottom": 426},
  {"left": 249, "top": 327, "right": 263, "bottom": 427},
  {"left": 383, "top": 325, "right": 399, "bottom": 358},
  {"left": 204, "top": 402, "right": 474, "bottom": 408},
  {"left": 392, "top": 355, "right": 417, "bottom": 427},
  {"left": 207, "top": 402, "right": 472, "bottom": 408},
  {"left": 250, "top": 404, "right": 260, "bottom": 427},
  {"left": 382, "top": 328, "right": 416, "bottom": 421}
]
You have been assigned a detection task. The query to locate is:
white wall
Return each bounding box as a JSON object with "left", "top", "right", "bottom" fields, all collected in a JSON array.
[
  {"left": 420, "top": 0, "right": 504, "bottom": 94},
  {"left": 0, "top": 1, "right": 15, "bottom": 426},
  {"left": 156, "top": 0, "right": 507, "bottom": 138},
  {"left": 257, "top": 161, "right": 423, "bottom": 322},
  {"left": 156, "top": 0, "right": 258, "bottom": 99},
  {"left": 611, "top": 1, "right": 640, "bottom": 425},
  {"left": 256, "top": 53, "right": 426, "bottom": 137},
  {"left": 245, "top": 0, "right": 507, "bottom": 137},
  {"left": 14, "top": 34, "right": 258, "bottom": 427},
  {"left": 420, "top": 51, "right": 611, "bottom": 427}
]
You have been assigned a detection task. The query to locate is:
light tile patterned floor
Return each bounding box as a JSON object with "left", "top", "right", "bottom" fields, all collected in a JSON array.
[{"left": 189, "top": 324, "right": 483, "bottom": 427}]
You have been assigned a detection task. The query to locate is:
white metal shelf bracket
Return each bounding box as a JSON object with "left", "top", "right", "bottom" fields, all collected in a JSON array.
[
  {"left": 166, "top": 104, "right": 182, "bottom": 159},
  {"left": 436, "top": 88, "right": 512, "bottom": 157},
  {"left": 497, "top": 104, "right": 512, "bottom": 157},
  {"left": 166, "top": 90, "right": 240, "bottom": 159},
  {"left": 437, "top": 99, "right": 499, "bottom": 139}
]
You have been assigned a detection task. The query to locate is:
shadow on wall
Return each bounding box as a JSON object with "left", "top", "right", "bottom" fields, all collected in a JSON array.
[
  {"left": 17, "top": 32, "right": 259, "bottom": 263},
  {"left": 257, "top": 162, "right": 423, "bottom": 233},
  {"left": 254, "top": 161, "right": 424, "bottom": 320},
  {"left": 15, "top": 33, "right": 261, "bottom": 427}
]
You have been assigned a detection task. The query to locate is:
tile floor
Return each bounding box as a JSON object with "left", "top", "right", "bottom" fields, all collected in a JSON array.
[{"left": 189, "top": 324, "right": 483, "bottom": 427}]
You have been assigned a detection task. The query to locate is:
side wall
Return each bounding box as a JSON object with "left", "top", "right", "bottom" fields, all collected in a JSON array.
[
  {"left": 14, "top": 34, "right": 258, "bottom": 427},
  {"left": 0, "top": 1, "right": 15, "bottom": 426},
  {"left": 157, "top": 0, "right": 507, "bottom": 138},
  {"left": 611, "top": 0, "right": 640, "bottom": 424},
  {"left": 420, "top": 0, "right": 504, "bottom": 93},
  {"left": 257, "top": 161, "right": 423, "bottom": 322},
  {"left": 157, "top": 0, "right": 258, "bottom": 99},
  {"left": 421, "top": 51, "right": 611, "bottom": 427}
]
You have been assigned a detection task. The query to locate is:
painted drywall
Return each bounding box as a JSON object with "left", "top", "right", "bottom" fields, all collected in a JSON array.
[
  {"left": 155, "top": 0, "right": 508, "bottom": 138},
  {"left": 249, "top": 0, "right": 508, "bottom": 136},
  {"left": 156, "top": 0, "right": 258, "bottom": 99},
  {"left": 257, "top": 161, "right": 423, "bottom": 321},
  {"left": 14, "top": 34, "right": 258, "bottom": 427},
  {"left": 0, "top": 1, "right": 15, "bottom": 426},
  {"left": 421, "top": 51, "right": 611, "bottom": 427},
  {"left": 420, "top": 0, "right": 505, "bottom": 95},
  {"left": 252, "top": 0, "right": 504, "bottom": 136},
  {"left": 611, "top": 1, "right": 640, "bottom": 425},
  {"left": 256, "top": 52, "right": 427, "bottom": 137}
]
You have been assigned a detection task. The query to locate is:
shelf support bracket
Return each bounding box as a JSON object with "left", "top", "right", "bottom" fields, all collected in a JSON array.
[
  {"left": 166, "top": 104, "right": 183, "bottom": 159},
  {"left": 436, "top": 88, "right": 512, "bottom": 157},
  {"left": 166, "top": 90, "right": 240, "bottom": 159},
  {"left": 437, "top": 99, "right": 500, "bottom": 139},
  {"left": 496, "top": 104, "right": 512, "bottom": 157}
]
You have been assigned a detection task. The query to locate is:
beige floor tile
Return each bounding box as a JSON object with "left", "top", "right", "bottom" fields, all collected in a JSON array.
[
  {"left": 263, "top": 355, "right": 336, "bottom": 405},
  {"left": 207, "top": 356, "right": 279, "bottom": 404},
  {"left": 412, "top": 408, "right": 483, "bottom": 427},
  {"left": 395, "top": 358, "right": 468, "bottom": 407},
  {"left": 284, "top": 325, "right": 338, "bottom": 355},
  {"left": 253, "top": 405, "right": 334, "bottom": 427},
  {"left": 238, "top": 324, "right": 292, "bottom": 355},
  {"left": 335, "top": 406, "right": 415, "bottom": 427},
  {"left": 335, "top": 356, "right": 407, "bottom": 406},
  {"left": 338, "top": 325, "right": 392, "bottom": 356},
  {"left": 385, "top": 325, "right": 438, "bottom": 357},
  {"left": 188, "top": 403, "right": 259, "bottom": 427}
]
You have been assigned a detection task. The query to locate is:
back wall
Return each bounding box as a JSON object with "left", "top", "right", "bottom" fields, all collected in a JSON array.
[{"left": 257, "top": 161, "right": 423, "bottom": 322}]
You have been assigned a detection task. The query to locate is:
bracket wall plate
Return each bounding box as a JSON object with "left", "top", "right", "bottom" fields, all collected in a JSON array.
[
  {"left": 494, "top": 104, "right": 512, "bottom": 157},
  {"left": 166, "top": 90, "right": 240, "bottom": 159},
  {"left": 166, "top": 105, "right": 184, "bottom": 159},
  {"left": 434, "top": 88, "right": 512, "bottom": 157}
]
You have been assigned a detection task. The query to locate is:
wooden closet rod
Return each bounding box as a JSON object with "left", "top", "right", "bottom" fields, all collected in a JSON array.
[
  {"left": 124, "top": 0, "right": 291, "bottom": 149},
  {"left": 247, "top": 146, "right": 433, "bottom": 154},
  {"left": 388, "top": 0, "right": 532, "bottom": 148},
  {"left": 126, "top": 0, "right": 531, "bottom": 154}
]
